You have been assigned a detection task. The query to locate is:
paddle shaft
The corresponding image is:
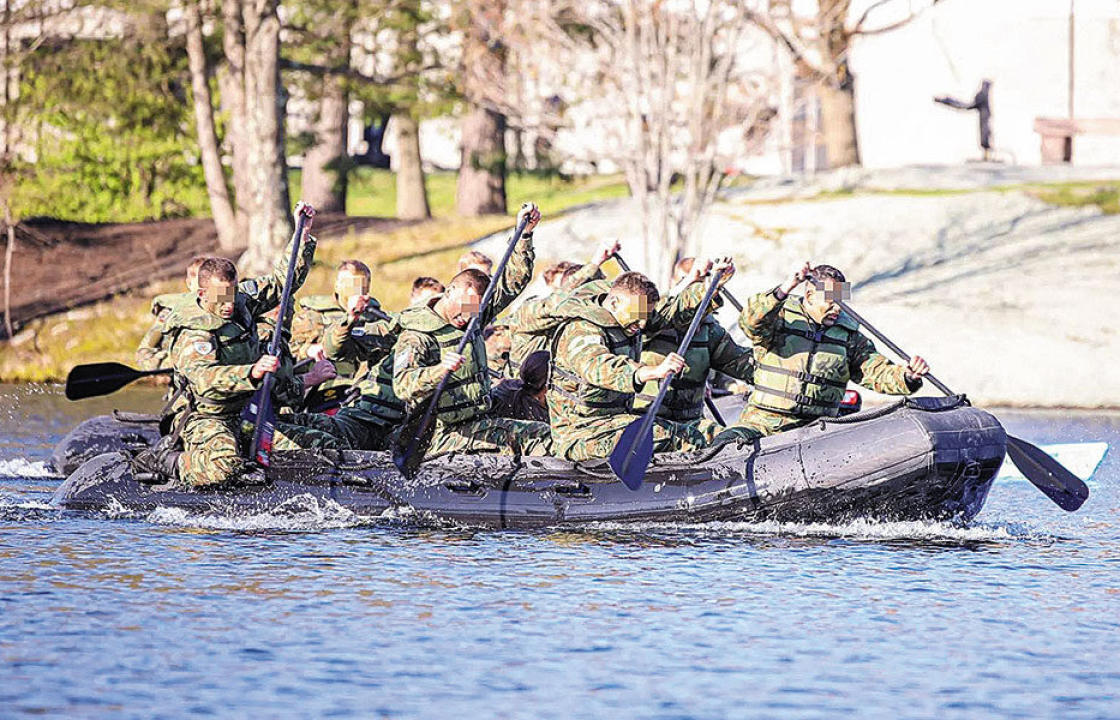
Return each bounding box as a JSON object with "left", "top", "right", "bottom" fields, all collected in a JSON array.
[
  {"left": 249, "top": 210, "right": 310, "bottom": 461},
  {"left": 612, "top": 253, "right": 744, "bottom": 313},
  {"left": 396, "top": 211, "right": 534, "bottom": 472},
  {"left": 616, "top": 269, "right": 727, "bottom": 481},
  {"left": 835, "top": 300, "right": 952, "bottom": 396}
]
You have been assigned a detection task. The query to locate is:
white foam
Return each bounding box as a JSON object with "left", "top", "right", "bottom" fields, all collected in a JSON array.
[
  {"left": 0, "top": 458, "right": 56, "bottom": 478},
  {"left": 585, "top": 517, "right": 1042, "bottom": 544},
  {"left": 996, "top": 442, "right": 1109, "bottom": 483},
  {"left": 142, "top": 494, "right": 388, "bottom": 531}
]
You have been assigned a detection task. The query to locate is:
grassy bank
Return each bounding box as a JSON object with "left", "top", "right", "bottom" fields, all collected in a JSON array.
[{"left": 0, "top": 173, "right": 629, "bottom": 383}]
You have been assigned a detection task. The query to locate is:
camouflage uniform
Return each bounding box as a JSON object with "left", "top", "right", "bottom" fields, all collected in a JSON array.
[
  {"left": 286, "top": 303, "right": 403, "bottom": 450},
  {"left": 290, "top": 293, "right": 380, "bottom": 398},
  {"left": 164, "top": 233, "right": 346, "bottom": 487},
  {"left": 715, "top": 289, "right": 920, "bottom": 444},
  {"left": 508, "top": 261, "right": 604, "bottom": 371},
  {"left": 636, "top": 314, "right": 756, "bottom": 443},
  {"left": 392, "top": 232, "right": 551, "bottom": 457},
  {"left": 136, "top": 292, "right": 193, "bottom": 371},
  {"left": 547, "top": 280, "right": 710, "bottom": 461}
]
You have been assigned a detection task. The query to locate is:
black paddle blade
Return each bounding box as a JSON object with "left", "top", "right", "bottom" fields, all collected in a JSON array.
[
  {"left": 1005, "top": 435, "right": 1090, "bottom": 512},
  {"left": 392, "top": 411, "right": 436, "bottom": 479},
  {"left": 609, "top": 417, "right": 656, "bottom": 491},
  {"left": 65, "top": 362, "right": 146, "bottom": 400}
]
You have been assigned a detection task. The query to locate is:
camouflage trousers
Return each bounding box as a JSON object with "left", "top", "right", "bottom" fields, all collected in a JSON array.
[
  {"left": 177, "top": 414, "right": 348, "bottom": 487},
  {"left": 712, "top": 406, "right": 807, "bottom": 445},
  {"left": 283, "top": 405, "right": 397, "bottom": 452},
  {"left": 554, "top": 414, "right": 708, "bottom": 462},
  {"left": 428, "top": 415, "right": 552, "bottom": 458}
]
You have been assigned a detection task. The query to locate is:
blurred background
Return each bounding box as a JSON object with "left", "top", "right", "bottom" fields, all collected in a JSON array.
[{"left": 0, "top": 0, "right": 1118, "bottom": 406}]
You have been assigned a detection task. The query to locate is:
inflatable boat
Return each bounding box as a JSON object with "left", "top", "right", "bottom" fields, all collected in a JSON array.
[
  {"left": 48, "top": 411, "right": 162, "bottom": 476},
  {"left": 51, "top": 396, "right": 1006, "bottom": 528}
]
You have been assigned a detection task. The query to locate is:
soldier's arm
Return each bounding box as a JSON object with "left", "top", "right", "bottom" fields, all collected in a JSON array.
[
  {"left": 707, "top": 322, "right": 756, "bottom": 383},
  {"left": 562, "top": 323, "right": 643, "bottom": 393},
  {"left": 135, "top": 319, "right": 168, "bottom": 371},
  {"left": 564, "top": 258, "right": 605, "bottom": 290},
  {"left": 848, "top": 331, "right": 919, "bottom": 395},
  {"left": 241, "top": 232, "right": 318, "bottom": 317},
  {"left": 170, "top": 329, "right": 258, "bottom": 401},
  {"left": 484, "top": 230, "right": 535, "bottom": 323},
  {"left": 646, "top": 280, "right": 715, "bottom": 336},
  {"left": 391, "top": 331, "right": 445, "bottom": 405},
  {"left": 737, "top": 289, "right": 785, "bottom": 347},
  {"left": 326, "top": 314, "right": 397, "bottom": 365}
]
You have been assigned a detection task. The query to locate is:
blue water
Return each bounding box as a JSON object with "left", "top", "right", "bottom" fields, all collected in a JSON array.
[{"left": 2, "top": 384, "right": 1119, "bottom": 719}]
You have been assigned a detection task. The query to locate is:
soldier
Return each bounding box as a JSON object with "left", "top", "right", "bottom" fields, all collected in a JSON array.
[
  {"left": 457, "top": 249, "right": 493, "bottom": 275},
  {"left": 139, "top": 205, "right": 346, "bottom": 487},
  {"left": 483, "top": 323, "right": 512, "bottom": 377},
  {"left": 291, "top": 260, "right": 386, "bottom": 379},
  {"left": 284, "top": 291, "right": 402, "bottom": 450},
  {"left": 715, "top": 262, "right": 929, "bottom": 444},
  {"left": 541, "top": 261, "right": 577, "bottom": 292},
  {"left": 507, "top": 239, "right": 618, "bottom": 371},
  {"left": 136, "top": 256, "right": 210, "bottom": 371},
  {"left": 547, "top": 266, "right": 731, "bottom": 461},
  {"left": 636, "top": 257, "right": 756, "bottom": 443},
  {"left": 410, "top": 276, "right": 444, "bottom": 307},
  {"left": 393, "top": 203, "right": 551, "bottom": 457}
]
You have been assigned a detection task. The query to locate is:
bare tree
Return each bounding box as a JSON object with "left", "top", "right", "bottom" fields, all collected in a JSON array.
[
  {"left": 532, "top": 0, "right": 774, "bottom": 285},
  {"left": 747, "top": 0, "right": 938, "bottom": 168}
]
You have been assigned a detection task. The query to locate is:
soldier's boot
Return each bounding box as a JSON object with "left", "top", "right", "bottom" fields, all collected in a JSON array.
[{"left": 131, "top": 438, "right": 182, "bottom": 485}]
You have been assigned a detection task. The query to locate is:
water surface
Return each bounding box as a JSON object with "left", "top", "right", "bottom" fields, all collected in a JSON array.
[{"left": 1, "top": 384, "right": 1118, "bottom": 718}]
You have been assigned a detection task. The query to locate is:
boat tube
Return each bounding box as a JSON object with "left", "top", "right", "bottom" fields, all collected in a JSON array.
[{"left": 52, "top": 396, "right": 1006, "bottom": 528}]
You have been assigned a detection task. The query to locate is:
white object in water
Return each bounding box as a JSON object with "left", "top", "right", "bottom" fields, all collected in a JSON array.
[{"left": 996, "top": 442, "right": 1109, "bottom": 484}]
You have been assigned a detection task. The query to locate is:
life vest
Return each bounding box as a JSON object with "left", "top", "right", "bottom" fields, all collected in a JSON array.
[
  {"left": 548, "top": 287, "right": 642, "bottom": 420},
  {"left": 397, "top": 302, "right": 492, "bottom": 425},
  {"left": 296, "top": 293, "right": 384, "bottom": 381},
  {"left": 748, "top": 297, "right": 857, "bottom": 417},
  {"left": 345, "top": 314, "right": 405, "bottom": 427},
  {"left": 636, "top": 316, "right": 717, "bottom": 422}
]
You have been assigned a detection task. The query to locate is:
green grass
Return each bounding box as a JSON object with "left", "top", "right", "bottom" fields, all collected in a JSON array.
[
  {"left": 0, "top": 171, "right": 630, "bottom": 383},
  {"left": 1025, "top": 181, "right": 1120, "bottom": 215}
]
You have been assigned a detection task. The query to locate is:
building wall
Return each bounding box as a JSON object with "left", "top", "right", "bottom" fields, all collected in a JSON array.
[{"left": 850, "top": 0, "right": 1120, "bottom": 167}]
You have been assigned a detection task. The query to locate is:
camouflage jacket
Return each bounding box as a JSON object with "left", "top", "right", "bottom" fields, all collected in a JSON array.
[
  {"left": 508, "top": 260, "right": 605, "bottom": 369},
  {"left": 741, "top": 289, "right": 916, "bottom": 417},
  {"left": 165, "top": 234, "right": 317, "bottom": 417},
  {"left": 323, "top": 305, "right": 403, "bottom": 426},
  {"left": 136, "top": 292, "right": 194, "bottom": 371},
  {"left": 392, "top": 232, "right": 535, "bottom": 424},
  {"left": 547, "top": 280, "right": 709, "bottom": 451}
]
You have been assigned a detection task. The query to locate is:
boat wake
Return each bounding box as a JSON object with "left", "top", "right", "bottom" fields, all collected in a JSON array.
[
  {"left": 0, "top": 458, "right": 56, "bottom": 479},
  {"left": 132, "top": 494, "right": 398, "bottom": 532},
  {"left": 581, "top": 517, "right": 1052, "bottom": 546}
]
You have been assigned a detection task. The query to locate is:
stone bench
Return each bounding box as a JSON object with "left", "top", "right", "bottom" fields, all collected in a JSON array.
[{"left": 1033, "top": 117, "right": 1120, "bottom": 163}]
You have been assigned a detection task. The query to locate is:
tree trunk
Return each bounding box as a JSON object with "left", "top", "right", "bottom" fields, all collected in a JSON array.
[
  {"left": 237, "top": 0, "right": 292, "bottom": 275},
  {"left": 3, "top": 201, "right": 13, "bottom": 340},
  {"left": 220, "top": 0, "right": 251, "bottom": 240},
  {"left": 184, "top": 1, "right": 238, "bottom": 251},
  {"left": 301, "top": 74, "right": 349, "bottom": 213},
  {"left": 456, "top": 0, "right": 507, "bottom": 216},
  {"left": 393, "top": 112, "right": 430, "bottom": 220},
  {"left": 457, "top": 107, "right": 507, "bottom": 216},
  {"left": 817, "top": 77, "right": 860, "bottom": 169}
]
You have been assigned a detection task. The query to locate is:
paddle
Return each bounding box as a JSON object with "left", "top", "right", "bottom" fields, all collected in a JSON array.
[
  {"left": 611, "top": 252, "right": 730, "bottom": 427},
  {"left": 836, "top": 299, "right": 1089, "bottom": 512},
  {"left": 248, "top": 205, "right": 312, "bottom": 468},
  {"left": 65, "top": 363, "right": 172, "bottom": 401},
  {"left": 392, "top": 207, "right": 534, "bottom": 479},
  {"left": 609, "top": 267, "right": 727, "bottom": 491}
]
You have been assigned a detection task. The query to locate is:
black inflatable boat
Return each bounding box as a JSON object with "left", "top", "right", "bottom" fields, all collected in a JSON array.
[
  {"left": 48, "top": 411, "right": 162, "bottom": 476},
  {"left": 51, "top": 396, "right": 1006, "bottom": 527}
]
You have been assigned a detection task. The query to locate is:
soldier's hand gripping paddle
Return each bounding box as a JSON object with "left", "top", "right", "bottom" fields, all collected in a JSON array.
[
  {"left": 64, "top": 363, "right": 173, "bottom": 400},
  {"left": 392, "top": 207, "right": 534, "bottom": 479},
  {"left": 836, "top": 299, "right": 1089, "bottom": 512},
  {"left": 609, "top": 267, "right": 727, "bottom": 491},
  {"left": 611, "top": 252, "right": 729, "bottom": 427},
  {"left": 247, "top": 205, "right": 312, "bottom": 468}
]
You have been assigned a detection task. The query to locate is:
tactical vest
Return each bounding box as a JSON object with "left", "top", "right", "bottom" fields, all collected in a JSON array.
[
  {"left": 636, "top": 316, "right": 716, "bottom": 422},
  {"left": 298, "top": 294, "right": 359, "bottom": 380},
  {"left": 748, "top": 298, "right": 856, "bottom": 418},
  {"left": 549, "top": 292, "right": 641, "bottom": 420},
  {"left": 164, "top": 297, "right": 265, "bottom": 417},
  {"left": 397, "top": 304, "right": 492, "bottom": 425}
]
